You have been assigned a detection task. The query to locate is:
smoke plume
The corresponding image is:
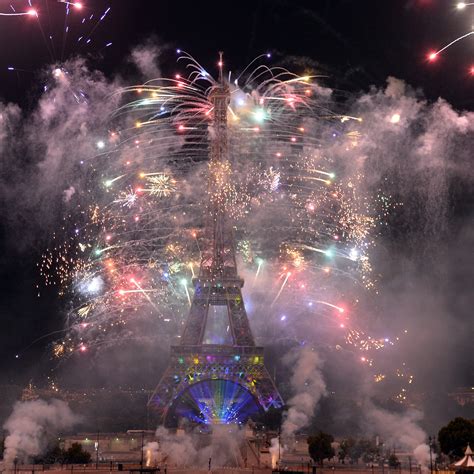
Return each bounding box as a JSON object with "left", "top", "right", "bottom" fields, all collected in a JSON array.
[
  {"left": 2, "top": 399, "right": 80, "bottom": 466},
  {"left": 281, "top": 347, "right": 327, "bottom": 443},
  {"left": 155, "top": 425, "right": 244, "bottom": 468},
  {"left": 269, "top": 437, "right": 283, "bottom": 469},
  {"left": 363, "top": 401, "right": 434, "bottom": 468}
]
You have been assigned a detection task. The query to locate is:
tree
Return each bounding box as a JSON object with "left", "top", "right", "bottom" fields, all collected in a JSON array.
[
  {"left": 307, "top": 431, "right": 335, "bottom": 466},
  {"left": 388, "top": 453, "right": 400, "bottom": 468},
  {"left": 64, "top": 443, "right": 91, "bottom": 464},
  {"left": 438, "top": 417, "right": 474, "bottom": 459},
  {"left": 34, "top": 444, "right": 66, "bottom": 464},
  {"left": 350, "top": 438, "right": 381, "bottom": 464},
  {"left": 338, "top": 438, "right": 356, "bottom": 464}
]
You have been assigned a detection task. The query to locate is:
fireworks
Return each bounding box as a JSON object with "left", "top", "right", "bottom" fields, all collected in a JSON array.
[
  {"left": 427, "top": 2, "right": 474, "bottom": 70},
  {"left": 0, "top": 9, "right": 37, "bottom": 17},
  {"left": 37, "top": 51, "right": 408, "bottom": 399},
  {"left": 5, "top": 1, "right": 112, "bottom": 76},
  {"left": 140, "top": 173, "right": 177, "bottom": 197}
]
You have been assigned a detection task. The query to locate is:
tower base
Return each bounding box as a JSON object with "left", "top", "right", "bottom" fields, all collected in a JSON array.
[{"left": 148, "top": 345, "right": 283, "bottom": 426}]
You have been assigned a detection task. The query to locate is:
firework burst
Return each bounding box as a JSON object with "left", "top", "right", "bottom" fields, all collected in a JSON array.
[{"left": 39, "top": 51, "right": 407, "bottom": 400}]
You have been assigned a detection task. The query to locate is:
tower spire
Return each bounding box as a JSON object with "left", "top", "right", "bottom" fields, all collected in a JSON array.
[
  {"left": 199, "top": 52, "right": 237, "bottom": 282},
  {"left": 218, "top": 51, "right": 224, "bottom": 84}
]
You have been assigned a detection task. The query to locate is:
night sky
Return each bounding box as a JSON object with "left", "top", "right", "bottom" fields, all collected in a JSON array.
[{"left": 0, "top": 0, "right": 472, "bottom": 390}]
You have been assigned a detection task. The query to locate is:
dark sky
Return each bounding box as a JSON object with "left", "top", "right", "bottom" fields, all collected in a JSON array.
[
  {"left": 1, "top": 0, "right": 473, "bottom": 108},
  {"left": 0, "top": 0, "right": 472, "bottom": 384}
]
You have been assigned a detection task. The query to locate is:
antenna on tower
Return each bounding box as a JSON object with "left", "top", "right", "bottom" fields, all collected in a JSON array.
[{"left": 218, "top": 51, "right": 224, "bottom": 84}]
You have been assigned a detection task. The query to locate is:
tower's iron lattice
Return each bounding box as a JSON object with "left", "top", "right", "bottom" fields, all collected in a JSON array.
[{"left": 148, "top": 56, "right": 283, "bottom": 425}]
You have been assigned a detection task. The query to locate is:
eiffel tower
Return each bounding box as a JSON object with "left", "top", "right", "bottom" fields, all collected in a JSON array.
[{"left": 148, "top": 54, "right": 283, "bottom": 426}]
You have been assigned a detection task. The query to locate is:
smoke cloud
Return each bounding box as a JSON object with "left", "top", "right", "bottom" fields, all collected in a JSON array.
[
  {"left": 281, "top": 348, "right": 327, "bottom": 443},
  {"left": 2, "top": 399, "right": 80, "bottom": 466},
  {"left": 0, "top": 39, "right": 472, "bottom": 440},
  {"left": 269, "top": 437, "right": 283, "bottom": 469},
  {"left": 155, "top": 425, "right": 244, "bottom": 468},
  {"left": 363, "top": 401, "right": 434, "bottom": 468},
  {"left": 129, "top": 39, "right": 162, "bottom": 79}
]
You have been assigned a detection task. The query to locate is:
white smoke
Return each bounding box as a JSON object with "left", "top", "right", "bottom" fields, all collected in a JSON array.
[
  {"left": 413, "top": 444, "right": 433, "bottom": 469},
  {"left": 364, "top": 402, "right": 435, "bottom": 469},
  {"left": 269, "top": 437, "right": 283, "bottom": 469},
  {"left": 144, "top": 441, "right": 159, "bottom": 467},
  {"left": 2, "top": 399, "right": 80, "bottom": 466},
  {"left": 155, "top": 424, "right": 244, "bottom": 468},
  {"left": 155, "top": 426, "right": 198, "bottom": 467},
  {"left": 281, "top": 347, "right": 327, "bottom": 445},
  {"left": 130, "top": 40, "right": 162, "bottom": 78},
  {"left": 62, "top": 185, "right": 76, "bottom": 202}
]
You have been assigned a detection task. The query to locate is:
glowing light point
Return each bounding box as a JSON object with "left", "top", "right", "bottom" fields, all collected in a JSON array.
[
  {"left": 253, "top": 108, "right": 266, "bottom": 123},
  {"left": 280, "top": 315, "right": 287, "bottom": 321},
  {"left": 180, "top": 278, "right": 187, "bottom": 286},
  {"left": 96, "top": 140, "right": 105, "bottom": 149},
  {"left": 176, "top": 49, "right": 181, "bottom": 54},
  {"left": 27, "top": 9, "right": 38, "bottom": 16},
  {"left": 428, "top": 52, "right": 438, "bottom": 61},
  {"left": 266, "top": 53, "right": 271, "bottom": 58},
  {"left": 457, "top": 2, "right": 466, "bottom": 9},
  {"left": 390, "top": 113, "right": 401, "bottom": 124},
  {"left": 74, "top": 2, "right": 83, "bottom": 9},
  {"left": 349, "top": 248, "right": 359, "bottom": 261}
]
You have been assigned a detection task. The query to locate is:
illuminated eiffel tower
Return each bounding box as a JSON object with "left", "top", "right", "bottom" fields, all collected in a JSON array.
[{"left": 148, "top": 54, "right": 283, "bottom": 426}]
